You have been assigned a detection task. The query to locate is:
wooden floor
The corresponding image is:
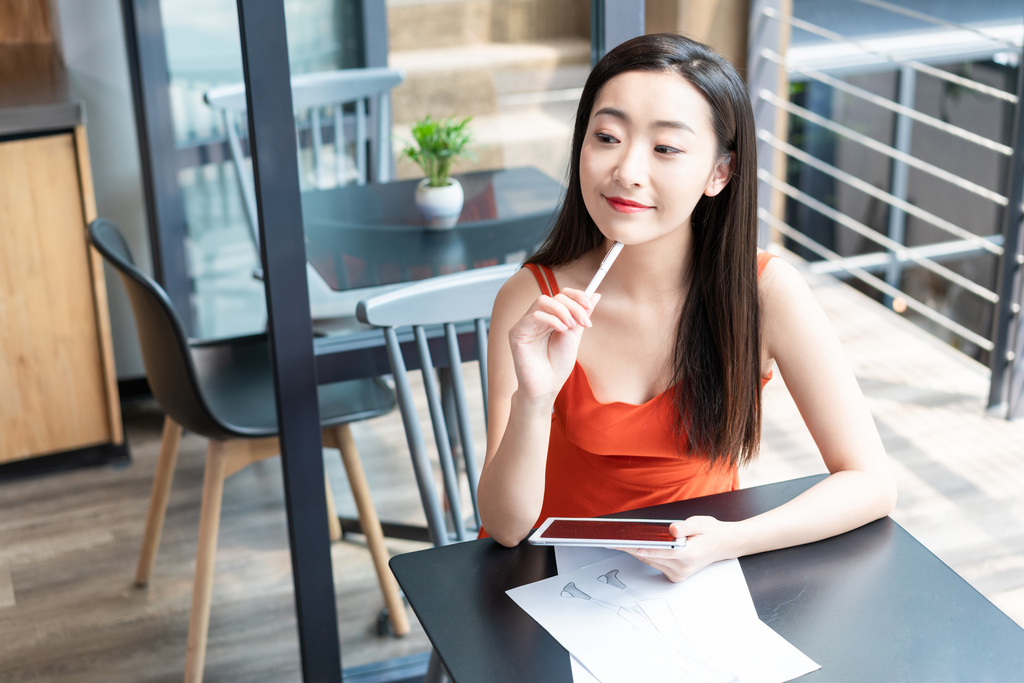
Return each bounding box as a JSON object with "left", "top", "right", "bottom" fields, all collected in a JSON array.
[
  {"left": 0, "top": 398, "right": 439, "bottom": 682},
  {"left": 1, "top": 247, "right": 1022, "bottom": 682}
]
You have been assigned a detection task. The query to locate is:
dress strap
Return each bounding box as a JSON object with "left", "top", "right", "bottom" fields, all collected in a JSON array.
[
  {"left": 756, "top": 252, "right": 776, "bottom": 279},
  {"left": 523, "top": 263, "right": 560, "bottom": 297}
]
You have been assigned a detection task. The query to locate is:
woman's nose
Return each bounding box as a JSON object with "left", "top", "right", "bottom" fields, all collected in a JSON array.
[{"left": 613, "top": 142, "right": 646, "bottom": 187}]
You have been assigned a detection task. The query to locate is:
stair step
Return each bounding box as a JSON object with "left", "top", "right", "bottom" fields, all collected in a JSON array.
[
  {"left": 390, "top": 38, "right": 590, "bottom": 77},
  {"left": 390, "top": 37, "right": 590, "bottom": 123},
  {"left": 387, "top": 0, "right": 589, "bottom": 52},
  {"left": 492, "top": 63, "right": 590, "bottom": 99},
  {"left": 388, "top": 0, "right": 491, "bottom": 52},
  {"left": 497, "top": 87, "right": 584, "bottom": 108}
]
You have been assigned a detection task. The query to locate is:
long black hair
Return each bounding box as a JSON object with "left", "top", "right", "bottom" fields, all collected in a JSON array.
[{"left": 528, "top": 33, "right": 762, "bottom": 468}]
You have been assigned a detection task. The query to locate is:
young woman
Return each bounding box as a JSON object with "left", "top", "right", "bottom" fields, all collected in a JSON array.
[{"left": 477, "top": 34, "right": 896, "bottom": 582}]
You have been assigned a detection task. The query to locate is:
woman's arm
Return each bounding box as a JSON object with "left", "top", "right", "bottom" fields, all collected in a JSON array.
[
  {"left": 477, "top": 269, "right": 598, "bottom": 546},
  {"left": 625, "top": 257, "right": 897, "bottom": 580}
]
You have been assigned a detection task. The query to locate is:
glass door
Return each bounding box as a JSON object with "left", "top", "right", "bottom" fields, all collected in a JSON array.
[{"left": 160, "top": 0, "right": 364, "bottom": 337}]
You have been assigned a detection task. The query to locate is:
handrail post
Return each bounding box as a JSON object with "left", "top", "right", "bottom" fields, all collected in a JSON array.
[
  {"left": 988, "top": 46, "right": 1024, "bottom": 417},
  {"left": 884, "top": 65, "right": 916, "bottom": 307},
  {"left": 749, "top": 0, "right": 793, "bottom": 249}
]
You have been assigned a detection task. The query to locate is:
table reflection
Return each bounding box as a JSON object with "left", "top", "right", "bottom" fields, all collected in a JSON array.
[{"left": 302, "top": 167, "right": 564, "bottom": 291}]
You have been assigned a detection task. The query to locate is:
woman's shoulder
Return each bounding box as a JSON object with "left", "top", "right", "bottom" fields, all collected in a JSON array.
[
  {"left": 499, "top": 265, "right": 549, "bottom": 301},
  {"left": 492, "top": 263, "right": 559, "bottom": 321},
  {"left": 756, "top": 252, "right": 825, "bottom": 342},
  {"left": 756, "top": 251, "right": 809, "bottom": 299}
]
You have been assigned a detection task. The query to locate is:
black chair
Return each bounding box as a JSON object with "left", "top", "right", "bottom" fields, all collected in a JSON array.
[{"left": 89, "top": 218, "right": 408, "bottom": 683}]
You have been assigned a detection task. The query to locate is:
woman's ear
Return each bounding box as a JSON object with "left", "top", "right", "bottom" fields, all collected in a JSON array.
[{"left": 704, "top": 152, "right": 734, "bottom": 197}]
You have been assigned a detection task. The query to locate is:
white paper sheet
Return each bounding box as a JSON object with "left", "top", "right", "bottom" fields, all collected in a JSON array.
[
  {"left": 555, "top": 548, "right": 619, "bottom": 683},
  {"left": 553, "top": 547, "right": 764, "bottom": 683},
  {"left": 554, "top": 545, "right": 621, "bottom": 574},
  {"left": 509, "top": 552, "right": 818, "bottom": 683}
]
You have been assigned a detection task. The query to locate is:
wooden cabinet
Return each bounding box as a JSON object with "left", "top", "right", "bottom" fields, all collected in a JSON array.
[{"left": 0, "top": 126, "right": 123, "bottom": 465}]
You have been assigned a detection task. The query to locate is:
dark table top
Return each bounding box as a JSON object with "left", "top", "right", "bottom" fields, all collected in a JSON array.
[
  {"left": 309, "top": 166, "right": 563, "bottom": 384},
  {"left": 301, "top": 166, "right": 563, "bottom": 291},
  {"left": 390, "top": 475, "right": 1024, "bottom": 683}
]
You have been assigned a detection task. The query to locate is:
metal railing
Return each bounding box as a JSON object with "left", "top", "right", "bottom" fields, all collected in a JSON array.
[{"left": 748, "top": 0, "right": 1024, "bottom": 418}]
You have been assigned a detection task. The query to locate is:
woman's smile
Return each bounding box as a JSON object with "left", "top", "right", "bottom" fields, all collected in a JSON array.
[{"left": 604, "top": 195, "right": 654, "bottom": 213}]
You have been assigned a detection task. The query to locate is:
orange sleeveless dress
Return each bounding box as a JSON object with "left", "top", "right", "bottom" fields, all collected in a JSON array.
[{"left": 484, "top": 253, "right": 776, "bottom": 534}]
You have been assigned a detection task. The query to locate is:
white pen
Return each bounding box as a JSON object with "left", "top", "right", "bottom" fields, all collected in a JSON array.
[{"left": 584, "top": 241, "right": 624, "bottom": 297}]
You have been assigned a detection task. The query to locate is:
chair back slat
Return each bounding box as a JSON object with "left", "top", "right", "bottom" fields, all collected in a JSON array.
[
  {"left": 356, "top": 99, "right": 368, "bottom": 186},
  {"left": 445, "top": 323, "right": 482, "bottom": 529},
  {"left": 378, "top": 92, "right": 392, "bottom": 182},
  {"left": 384, "top": 326, "right": 450, "bottom": 547},
  {"left": 223, "top": 111, "right": 260, "bottom": 247},
  {"left": 310, "top": 107, "right": 324, "bottom": 184},
  {"left": 334, "top": 105, "right": 346, "bottom": 186},
  {"left": 414, "top": 326, "right": 468, "bottom": 542}
]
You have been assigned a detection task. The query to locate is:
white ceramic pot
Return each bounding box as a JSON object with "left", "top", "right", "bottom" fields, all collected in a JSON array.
[{"left": 415, "top": 177, "right": 464, "bottom": 230}]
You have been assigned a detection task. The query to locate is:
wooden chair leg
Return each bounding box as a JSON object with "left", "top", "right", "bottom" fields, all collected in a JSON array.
[
  {"left": 135, "top": 415, "right": 183, "bottom": 586},
  {"left": 324, "top": 470, "right": 342, "bottom": 542},
  {"left": 184, "top": 440, "right": 228, "bottom": 683},
  {"left": 332, "top": 424, "right": 411, "bottom": 637}
]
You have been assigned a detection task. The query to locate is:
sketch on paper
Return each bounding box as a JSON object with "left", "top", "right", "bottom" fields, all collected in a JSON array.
[
  {"left": 508, "top": 554, "right": 819, "bottom": 683},
  {"left": 560, "top": 570, "right": 735, "bottom": 682}
]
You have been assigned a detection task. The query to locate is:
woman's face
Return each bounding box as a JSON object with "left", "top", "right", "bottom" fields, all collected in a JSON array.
[{"left": 579, "top": 70, "right": 732, "bottom": 247}]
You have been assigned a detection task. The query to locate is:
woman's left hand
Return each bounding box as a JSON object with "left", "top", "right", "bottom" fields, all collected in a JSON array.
[{"left": 620, "top": 516, "right": 736, "bottom": 583}]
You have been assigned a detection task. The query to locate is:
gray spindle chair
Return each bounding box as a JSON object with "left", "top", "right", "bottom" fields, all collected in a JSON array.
[
  {"left": 205, "top": 67, "right": 405, "bottom": 248},
  {"left": 356, "top": 263, "right": 519, "bottom": 546},
  {"left": 204, "top": 68, "right": 405, "bottom": 318}
]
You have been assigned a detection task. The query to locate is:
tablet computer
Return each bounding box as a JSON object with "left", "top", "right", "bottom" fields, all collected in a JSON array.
[{"left": 527, "top": 517, "right": 685, "bottom": 549}]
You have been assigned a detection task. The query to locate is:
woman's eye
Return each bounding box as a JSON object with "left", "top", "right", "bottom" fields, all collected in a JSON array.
[
  {"left": 595, "top": 133, "right": 618, "bottom": 144},
  {"left": 654, "top": 145, "right": 682, "bottom": 155}
]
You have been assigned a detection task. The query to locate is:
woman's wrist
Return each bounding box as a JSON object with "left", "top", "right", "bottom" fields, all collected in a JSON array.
[
  {"left": 722, "top": 517, "right": 760, "bottom": 560},
  {"left": 510, "top": 388, "right": 556, "bottom": 417}
]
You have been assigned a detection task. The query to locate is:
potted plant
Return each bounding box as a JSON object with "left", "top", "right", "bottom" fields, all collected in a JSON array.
[{"left": 401, "top": 114, "right": 474, "bottom": 229}]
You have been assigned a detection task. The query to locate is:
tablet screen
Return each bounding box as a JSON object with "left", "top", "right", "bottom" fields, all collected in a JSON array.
[{"left": 540, "top": 519, "right": 676, "bottom": 543}]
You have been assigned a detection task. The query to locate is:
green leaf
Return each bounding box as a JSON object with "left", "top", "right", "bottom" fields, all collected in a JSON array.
[{"left": 399, "top": 114, "right": 475, "bottom": 186}]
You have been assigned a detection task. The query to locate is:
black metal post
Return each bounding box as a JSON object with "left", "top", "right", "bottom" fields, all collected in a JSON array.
[
  {"left": 120, "top": 0, "right": 194, "bottom": 332},
  {"left": 590, "top": 0, "right": 645, "bottom": 66},
  {"left": 1009, "top": 271, "right": 1024, "bottom": 418},
  {"left": 235, "top": 2, "right": 342, "bottom": 681},
  {"left": 360, "top": 0, "right": 389, "bottom": 68},
  {"left": 988, "top": 48, "right": 1024, "bottom": 415},
  {"left": 360, "top": 0, "right": 392, "bottom": 181}
]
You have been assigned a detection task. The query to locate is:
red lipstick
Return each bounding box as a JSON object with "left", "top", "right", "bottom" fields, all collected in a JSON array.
[{"left": 604, "top": 195, "right": 653, "bottom": 213}]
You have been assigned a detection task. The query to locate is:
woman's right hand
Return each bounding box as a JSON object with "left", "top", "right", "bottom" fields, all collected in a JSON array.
[
  {"left": 479, "top": 280, "right": 599, "bottom": 546},
  {"left": 507, "top": 288, "right": 599, "bottom": 404}
]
